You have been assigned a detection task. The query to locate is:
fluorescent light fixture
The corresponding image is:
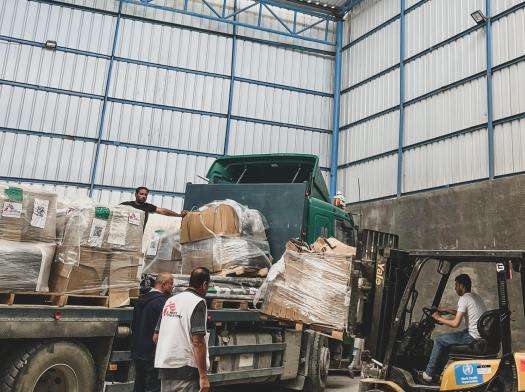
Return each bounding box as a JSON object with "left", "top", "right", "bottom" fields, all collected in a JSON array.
[{"left": 471, "top": 10, "right": 487, "bottom": 24}]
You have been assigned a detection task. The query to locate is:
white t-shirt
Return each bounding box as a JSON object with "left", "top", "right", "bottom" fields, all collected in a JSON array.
[{"left": 457, "top": 292, "right": 487, "bottom": 339}]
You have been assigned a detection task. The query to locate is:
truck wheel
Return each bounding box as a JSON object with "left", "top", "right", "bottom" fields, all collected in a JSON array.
[
  {"left": 304, "top": 333, "right": 330, "bottom": 392},
  {"left": 0, "top": 341, "right": 95, "bottom": 392}
]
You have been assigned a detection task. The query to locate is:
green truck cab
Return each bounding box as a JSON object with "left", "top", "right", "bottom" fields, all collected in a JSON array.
[{"left": 185, "top": 153, "right": 357, "bottom": 258}]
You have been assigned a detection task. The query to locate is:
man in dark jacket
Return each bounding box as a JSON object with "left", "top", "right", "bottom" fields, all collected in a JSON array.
[{"left": 132, "top": 272, "right": 174, "bottom": 392}]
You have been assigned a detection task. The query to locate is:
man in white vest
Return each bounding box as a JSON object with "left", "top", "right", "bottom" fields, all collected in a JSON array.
[{"left": 154, "top": 267, "right": 211, "bottom": 392}]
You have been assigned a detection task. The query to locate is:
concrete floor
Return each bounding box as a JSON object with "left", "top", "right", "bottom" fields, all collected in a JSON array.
[{"left": 217, "top": 375, "right": 359, "bottom": 391}]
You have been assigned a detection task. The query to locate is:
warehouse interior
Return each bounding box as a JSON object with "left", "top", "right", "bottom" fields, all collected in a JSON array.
[{"left": 0, "top": 0, "right": 524, "bottom": 390}]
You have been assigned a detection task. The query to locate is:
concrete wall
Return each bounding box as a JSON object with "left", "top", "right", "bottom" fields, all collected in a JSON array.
[{"left": 351, "top": 173, "right": 525, "bottom": 350}]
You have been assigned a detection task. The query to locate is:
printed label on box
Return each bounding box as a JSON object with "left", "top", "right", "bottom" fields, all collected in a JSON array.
[
  {"left": 128, "top": 211, "right": 141, "bottom": 226},
  {"left": 30, "top": 198, "right": 49, "bottom": 228},
  {"left": 2, "top": 201, "right": 22, "bottom": 218},
  {"left": 4, "top": 187, "right": 23, "bottom": 202},
  {"left": 454, "top": 364, "right": 482, "bottom": 385},
  {"left": 107, "top": 219, "right": 127, "bottom": 246},
  {"left": 146, "top": 232, "right": 161, "bottom": 256},
  {"left": 88, "top": 218, "right": 107, "bottom": 247}
]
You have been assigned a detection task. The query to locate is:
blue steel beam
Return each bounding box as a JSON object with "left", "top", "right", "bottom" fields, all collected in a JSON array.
[
  {"left": 88, "top": 0, "right": 123, "bottom": 197},
  {"left": 122, "top": 0, "right": 337, "bottom": 46},
  {"left": 329, "top": 20, "right": 343, "bottom": 198},
  {"left": 396, "top": 0, "right": 406, "bottom": 197},
  {"left": 224, "top": 0, "right": 238, "bottom": 155},
  {"left": 485, "top": 0, "right": 495, "bottom": 179}
]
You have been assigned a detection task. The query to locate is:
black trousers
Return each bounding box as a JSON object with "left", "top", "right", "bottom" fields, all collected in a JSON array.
[{"left": 134, "top": 359, "right": 160, "bottom": 392}]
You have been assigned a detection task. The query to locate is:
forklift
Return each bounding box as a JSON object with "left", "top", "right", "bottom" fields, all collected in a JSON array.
[{"left": 358, "top": 250, "right": 525, "bottom": 392}]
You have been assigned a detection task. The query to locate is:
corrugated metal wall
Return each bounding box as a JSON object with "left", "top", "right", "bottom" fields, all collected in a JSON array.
[
  {"left": 339, "top": 0, "right": 525, "bottom": 203},
  {"left": 0, "top": 0, "right": 335, "bottom": 212}
]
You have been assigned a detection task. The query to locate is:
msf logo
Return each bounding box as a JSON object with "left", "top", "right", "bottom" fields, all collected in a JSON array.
[{"left": 163, "top": 302, "right": 182, "bottom": 319}]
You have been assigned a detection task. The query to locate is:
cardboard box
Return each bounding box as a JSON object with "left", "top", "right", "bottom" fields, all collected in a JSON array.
[
  {"left": 49, "top": 247, "right": 109, "bottom": 295},
  {"left": 62, "top": 205, "right": 144, "bottom": 252},
  {"left": 180, "top": 204, "right": 240, "bottom": 244},
  {"left": 0, "top": 185, "right": 57, "bottom": 243},
  {"left": 260, "top": 243, "right": 353, "bottom": 331},
  {"left": 0, "top": 240, "right": 56, "bottom": 292},
  {"left": 108, "top": 252, "right": 141, "bottom": 307}
]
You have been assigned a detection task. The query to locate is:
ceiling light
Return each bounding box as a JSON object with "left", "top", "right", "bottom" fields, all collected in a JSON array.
[{"left": 470, "top": 10, "right": 487, "bottom": 24}]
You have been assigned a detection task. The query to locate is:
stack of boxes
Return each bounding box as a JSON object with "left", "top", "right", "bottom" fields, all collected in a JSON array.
[
  {"left": 0, "top": 185, "right": 58, "bottom": 291},
  {"left": 259, "top": 237, "right": 356, "bottom": 331},
  {"left": 49, "top": 205, "right": 144, "bottom": 306},
  {"left": 180, "top": 201, "right": 271, "bottom": 274}
]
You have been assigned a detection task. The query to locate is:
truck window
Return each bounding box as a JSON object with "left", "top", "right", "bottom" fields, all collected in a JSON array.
[{"left": 335, "top": 219, "right": 354, "bottom": 245}]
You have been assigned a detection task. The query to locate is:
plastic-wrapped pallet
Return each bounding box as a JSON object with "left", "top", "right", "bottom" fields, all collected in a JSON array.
[
  {"left": 0, "top": 240, "right": 56, "bottom": 292},
  {"left": 180, "top": 200, "right": 271, "bottom": 274},
  {"left": 143, "top": 228, "right": 182, "bottom": 274},
  {"left": 49, "top": 204, "right": 144, "bottom": 306},
  {"left": 0, "top": 184, "right": 57, "bottom": 243},
  {"left": 257, "top": 237, "right": 356, "bottom": 331}
]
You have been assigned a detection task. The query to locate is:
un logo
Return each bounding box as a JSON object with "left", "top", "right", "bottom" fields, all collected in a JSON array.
[{"left": 462, "top": 364, "right": 474, "bottom": 376}]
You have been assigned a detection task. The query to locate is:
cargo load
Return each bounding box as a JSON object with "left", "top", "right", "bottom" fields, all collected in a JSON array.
[
  {"left": 143, "top": 228, "right": 183, "bottom": 274},
  {"left": 0, "top": 239, "right": 56, "bottom": 292},
  {"left": 257, "top": 237, "right": 356, "bottom": 331},
  {"left": 0, "top": 184, "right": 57, "bottom": 243},
  {"left": 180, "top": 200, "right": 271, "bottom": 274},
  {"left": 49, "top": 204, "right": 144, "bottom": 306}
]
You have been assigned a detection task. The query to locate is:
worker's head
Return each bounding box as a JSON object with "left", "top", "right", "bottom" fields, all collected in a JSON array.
[
  {"left": 135, "top": 186, "right": 149, "bottom": 204},
  {"left": 154, "top": 272, "right": 174, "bottom": 295},
  {"left": 189, "top": 267, "right": 211, "bottom": 297},
  {"left": 454, "top": 274, "right": 472, "bottom": 296}
]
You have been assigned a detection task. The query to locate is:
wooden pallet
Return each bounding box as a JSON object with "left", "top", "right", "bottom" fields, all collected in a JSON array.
[
  {"left": 0, "top": 291, "right": 109, "bottom": 307},
  {"left": 209, "top": 298, "right": 255, "bottom": 310},
  {"left": 216, "top": 266, "right": 268, "bottom": 278},
  {"left": 51, "top": 294, "right": 109, "bottom": 307},
  {"left": 0, "top": 291, "right": 56, "bottom": 305}
]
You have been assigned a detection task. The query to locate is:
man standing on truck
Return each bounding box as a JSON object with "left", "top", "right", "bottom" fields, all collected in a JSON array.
[
  {"left": 419, "top": 274, "right": 487, "bottom": 384},
  {"left": 121, "top": 186, "right": 187, "bottom": 228},
  {"left": 132, "top": 272, "right": 174, "bottom": 392},
  {"left": 155, "top": 267, "right": 211, "bottom": 392}
]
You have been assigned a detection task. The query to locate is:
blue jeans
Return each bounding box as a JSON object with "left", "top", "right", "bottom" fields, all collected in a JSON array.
[{"left": 426, "top": 330, "right": 475, "bottom": 377}]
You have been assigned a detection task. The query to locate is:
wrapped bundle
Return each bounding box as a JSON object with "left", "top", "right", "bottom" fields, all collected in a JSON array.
[
  {"left": 258, "top": 237, "right": 356, "bottom": 331},
  {"left": 180, "top": 200, "right": 271, "bottom": 274},
  {"left": 143, "top": 229, "right": 183, "bottom": 274},
  {"left": 0, "top": 184, "right": 57, "bottom": 243},
  {"left": 0, "top": 240, "right": 56, "bottom": 292}
]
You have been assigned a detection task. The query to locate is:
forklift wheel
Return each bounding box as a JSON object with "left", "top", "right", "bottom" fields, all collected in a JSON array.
[{"left": 304, "top": 333, "right": 330, "bottom": 392}]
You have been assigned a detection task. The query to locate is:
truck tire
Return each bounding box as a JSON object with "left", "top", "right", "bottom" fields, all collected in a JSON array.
[
  {"left": 0, "top": 341, "right": 96, "bottom": 392},
  {"left": 304, "top": 333, "right": 330, "bottom": 392}
]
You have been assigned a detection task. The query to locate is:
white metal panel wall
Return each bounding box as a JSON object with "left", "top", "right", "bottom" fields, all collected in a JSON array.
[
  {"left": 405, "top": 0, "right": 484, "bottom": 58},
  {"left": 227, "top": 121, "right": 331, "bottom": 167},
  {"left": 492, "top": 3, "right": 525, "bottom": 178},
  {"left": 342, "top": 20, "right": 400, "bottom": 87},
  {"left": 344, "top": 0, "right": 399, "bottom": 44},
  {"left": 0, "top": 0, "right": 334, "bottom": 205},
  {"left": 232, "top": 81, "right": 333, "bottom": 130},
  {"left": 494, "top": 118, "right": 525, "bottom": 176},
  {"left": 338, "top": 110, "right": 399, "bottom": 165},
  {"left": 404, "top": 29, "right": 486, "bottom": 101},
  {"left": 340, "top": 67, "right": 399, "bottom": 125},
  {"left": 403, "top": 129, "right": 488, "bottom": 193},
  {"left": 337, "top": 155, "right": 397, "bottom": 202},
  {"left": 404, "top": 78, "right": 487, "bottom": 146},
  {"left": 236, "top": 40, "right": 333, "bottom": 93}
]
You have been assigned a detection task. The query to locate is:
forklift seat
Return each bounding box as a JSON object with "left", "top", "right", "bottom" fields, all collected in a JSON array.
[{"left": 448, "top": 309, "right": 501, "bottom": 359}]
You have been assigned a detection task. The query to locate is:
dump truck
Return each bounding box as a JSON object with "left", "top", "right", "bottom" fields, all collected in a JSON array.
[{"left": 0, "top": 154, "right": 396, "bottom": 391}]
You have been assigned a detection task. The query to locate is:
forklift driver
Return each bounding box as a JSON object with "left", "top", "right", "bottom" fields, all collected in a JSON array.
[{"left": 419, "top": 274, "right": 487, "bottom": 384}]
